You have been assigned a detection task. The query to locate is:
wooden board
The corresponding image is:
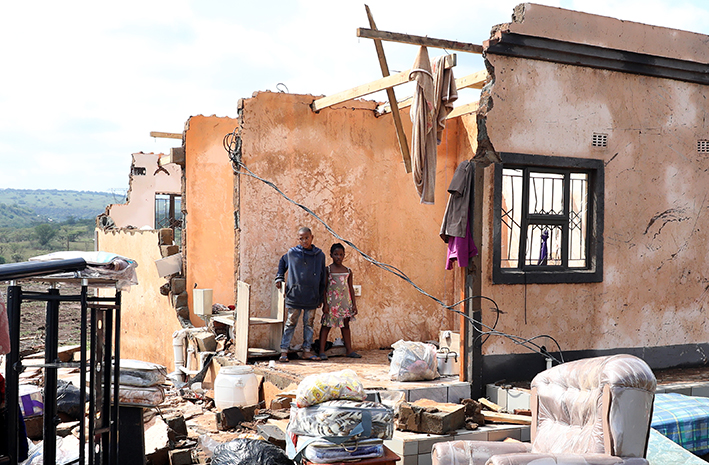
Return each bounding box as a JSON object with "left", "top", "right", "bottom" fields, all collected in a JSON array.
[{"left": 357, "top": 28, "right": 483, "bottom": 54}]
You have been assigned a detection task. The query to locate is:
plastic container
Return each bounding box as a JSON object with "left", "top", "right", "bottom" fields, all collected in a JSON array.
[{"left": 214, "top": 366, "right": 259, "bottom": 409}]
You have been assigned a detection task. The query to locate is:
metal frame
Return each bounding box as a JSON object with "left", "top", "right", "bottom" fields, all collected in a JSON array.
[{"left": 1, "top": 259, "right": 121, "bottom": 465}]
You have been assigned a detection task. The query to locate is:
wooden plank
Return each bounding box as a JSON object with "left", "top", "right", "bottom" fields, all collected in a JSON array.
[
  {"left": 482, "top": 410, "right": 533, "bottom": 425},
  {"left": 376, "top": 70, "right": 487, "bottom": 115},
  {"left": 456, "top": 70, "right": 488, "bottom": 90},
  {"left": 311, "top": 54, "right": 456, "bottom": 112},
  {"left": 149, "top": 131, "right": 182, "bottom": 139},
  {"left": 365, "top": 4, "right": 412, "bottom": 173},
  {"left": 358, "top": 28, "right": 483, "bottom": 54},
  {"left": 235, "top": 281, "right": 250, "bottom": 363},
  {"left": 478, "top": 397, "right": 503, "bottom": 412},
  {"left": 269, "top": 284, "right": 285, "bottom": 351},
  {"left": 446, "top": 102, "right": 479, "bottom": 119}
]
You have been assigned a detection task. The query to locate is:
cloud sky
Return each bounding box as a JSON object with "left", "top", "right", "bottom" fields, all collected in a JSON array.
[{"left": 1, "top": 0, "right": 709, "bottom": 192}]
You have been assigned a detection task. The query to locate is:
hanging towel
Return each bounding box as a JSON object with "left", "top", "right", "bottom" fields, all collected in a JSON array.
[
  {"left": 432, "top": 55, "right": 458, "bottom": 144},
  {"left": 410, "top": 46, "right": 437, "bottom": 204},
  {"left": 0, "top": 290, "right": 10, "bottom": 355}
]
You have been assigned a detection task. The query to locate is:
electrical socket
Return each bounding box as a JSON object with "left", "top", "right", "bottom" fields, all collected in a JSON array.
[{"left": 353, "top": 285, "right": 362, "bottom": 296}]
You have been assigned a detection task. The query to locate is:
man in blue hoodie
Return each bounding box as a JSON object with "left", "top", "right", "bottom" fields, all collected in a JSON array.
[{"left": 275, "top": 227, "right": 327, "bottom": 362}]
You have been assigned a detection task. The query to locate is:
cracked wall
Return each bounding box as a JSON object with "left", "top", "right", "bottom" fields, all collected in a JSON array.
[{"left": 476, "top": 3, "right": 709, "bottom": 365}]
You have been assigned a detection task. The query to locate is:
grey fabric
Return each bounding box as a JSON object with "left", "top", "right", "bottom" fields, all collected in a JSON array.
[{"left": 440, "top": 160, "right": 474, "bottom": 242}]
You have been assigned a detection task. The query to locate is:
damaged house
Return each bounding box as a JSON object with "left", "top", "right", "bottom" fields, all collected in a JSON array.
[{"left": 97, "top": 3, "right": 709, "bottom": 395}]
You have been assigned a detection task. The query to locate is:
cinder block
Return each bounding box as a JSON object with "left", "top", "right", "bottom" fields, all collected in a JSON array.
[
  {"left": 193, "top": 331, "right": 217, "bottom": 352},
  {"left": 486, "top": 384, "right": 508, "bottom": 411},
  {"left": 417, "top": 433, "right": 448, "bottom": 454},
  {"left": 521, "top": 426, "right": 531, "bottom": 442},
  {"left": 173, "top": 292, "right": 188, "bottom": 308},
  {"left": 418, "top": 453, "right": 433, "bottom": 465},
  {"left": 507, "top": 389, "right": 531, "bottom": 411},
  {"left": 159, "top": 228, "right": 174, "bottom": 245},
  {"left": 171, "top": 278, "right": 186, "bottom": 294},
  {"left": 169, "top": 449, "right": 191, "bottom": 465},
  {"left": 401, "top": 455, "right": 418, "bottom": 465},
  {"left": 488, "top": 426, "right": 522, "bottom": 442},
  {"left": 691, "top": 385, "right": 709, "bottom": 398},
  {"left": 161, "top": 245, "right": 179, "bottom": 257},
  {"left": 447, "top": 383, "right": 472, "bottom": 403},
  {"left": 408, "top": 387, "right": 448, "bottom": 403}
]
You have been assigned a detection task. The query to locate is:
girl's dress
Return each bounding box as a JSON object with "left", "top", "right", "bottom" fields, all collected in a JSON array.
[{"left": 322, "top": 265, "right": 355, "bottom": 328}]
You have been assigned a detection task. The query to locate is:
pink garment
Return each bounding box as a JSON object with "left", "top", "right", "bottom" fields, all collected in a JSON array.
[
  {"left": 0, "top": 290, "right": 10, "bottom": 355},
  {"left": 446, "top": 219, "right": 478, "bottom": 270}
]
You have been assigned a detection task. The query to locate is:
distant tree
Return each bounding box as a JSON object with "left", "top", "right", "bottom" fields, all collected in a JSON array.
[
  {"left": 11, "top": 253, "right": 22, "bottom": 263},
  {"left": 35, "top": 224, "right": 57, "bottom": 247},
  {"left": 0, "top": 256, "right": 5, "bottom": 264}
]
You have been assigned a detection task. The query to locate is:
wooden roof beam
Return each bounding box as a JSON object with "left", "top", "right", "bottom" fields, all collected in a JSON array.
[
  {"left": 311, "top": 54, "right": 456, "bottom": 112},
  {"left": 150, "top": 131, "right": 182, "bottom": 139},
  {"left": 365, "top": 4, "right": 412, "bottom": 173},
  {"left": 446, "top": 101, "right": 480, "bottom": 120},
  {"left": 376, "top": 70, "right": 488, "bottom": 115},
  {"left": 357, "top": 28, "right": 483, "bottom": 54}
]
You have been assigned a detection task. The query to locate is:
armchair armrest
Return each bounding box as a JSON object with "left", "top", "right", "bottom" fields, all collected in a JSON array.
[
  {"left": 487, "top": 453, "right": 649, "bottom": 465},
  {"left": 431, "top": 440, "right": 532, "bottom": 465}
]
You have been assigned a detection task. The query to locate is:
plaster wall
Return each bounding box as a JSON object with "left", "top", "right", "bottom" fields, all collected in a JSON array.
[
  {"left": 107, "top": 152, "right": 181, "bottom": 228},
  {"left": 236, "top": 91, "right": 466, "bottom": 350},
  {"left": 96, "top": 229, "right": 181, "bottom": 369},
  {"left": 480, "top": 18, "right": 709, "bottom": 357},
  {"left": 183, "top": 115, "right": 239, "bottom": 324}
]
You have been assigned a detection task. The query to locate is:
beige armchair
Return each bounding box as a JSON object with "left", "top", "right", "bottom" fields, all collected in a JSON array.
[{"left": 431, "top": 354, "right": 656, "bottom": 465}]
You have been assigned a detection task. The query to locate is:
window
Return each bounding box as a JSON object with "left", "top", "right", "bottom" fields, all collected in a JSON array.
[
  {"left": 493, "top": 153, "right": 603, "bottom": 284},
  {"left": 155, "top": 194, "right": 183, "bottom": 245}
]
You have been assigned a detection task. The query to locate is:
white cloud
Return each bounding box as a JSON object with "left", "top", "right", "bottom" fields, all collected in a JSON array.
[{"left": 0, "top": 0, "right": 708, "bottom": 191}]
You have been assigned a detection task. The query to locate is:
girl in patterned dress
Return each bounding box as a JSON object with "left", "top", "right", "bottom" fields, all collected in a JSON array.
[{"left": 317, "top": 243, "right": 360, "bottom": 360}]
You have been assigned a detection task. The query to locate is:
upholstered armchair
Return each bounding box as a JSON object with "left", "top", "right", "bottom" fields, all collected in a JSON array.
[{"left": 432, "top": 354, "right": 656, "bottom": 465}]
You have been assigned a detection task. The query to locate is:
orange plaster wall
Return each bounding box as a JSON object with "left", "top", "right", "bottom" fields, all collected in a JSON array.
[
  {"left": 236, "top": 92, "right": 460, "bottom": 349},
  {"left": 480, "top": 16, "right": 709, "bottom": 357},
  {"left": 184, "top": 115, "right": 239, "bottom": 323},
  {"left": 96, "top": 229, "right": 181, "bottom": 369}
]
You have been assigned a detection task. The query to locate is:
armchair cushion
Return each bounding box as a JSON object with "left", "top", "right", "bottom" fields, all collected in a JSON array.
[
  {"left": 431, "top": 440, "right": 531, "bottom": 465},
  {"left": 488, "top": 453, "right": 649, "bottom": 465}
]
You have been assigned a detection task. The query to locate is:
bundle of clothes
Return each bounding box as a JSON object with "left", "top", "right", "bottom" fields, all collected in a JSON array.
[{"left": 286, "top": 369, "right": 394, "bottom": 463}]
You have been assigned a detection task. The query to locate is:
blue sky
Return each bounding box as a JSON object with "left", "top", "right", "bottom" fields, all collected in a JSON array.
[{"left": 2, "top": 0, "right": 709, "bottom": 193}]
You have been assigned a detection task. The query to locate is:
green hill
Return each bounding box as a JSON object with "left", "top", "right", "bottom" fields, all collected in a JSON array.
[{"left": 0, "top": 189, "right": 123, "bottom": 227}]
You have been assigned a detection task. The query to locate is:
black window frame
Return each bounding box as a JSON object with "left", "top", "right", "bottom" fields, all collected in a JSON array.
[{"left": 493, "top": 152, "right": 604, "bottom": 284}]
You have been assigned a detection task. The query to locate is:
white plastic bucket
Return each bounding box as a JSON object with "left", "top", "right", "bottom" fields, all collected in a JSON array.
[{"left": 214, "top": 366, "right": 259, "bottom": 410}]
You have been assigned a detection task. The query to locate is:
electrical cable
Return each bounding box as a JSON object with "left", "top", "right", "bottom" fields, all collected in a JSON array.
[{"left": 223, "top": 128, "right": 565, "bottom": 364}]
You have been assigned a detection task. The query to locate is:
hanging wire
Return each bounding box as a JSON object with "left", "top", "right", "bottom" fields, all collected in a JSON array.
[{"left": 223, "top": 128, "right": 564, "bottom": 364}]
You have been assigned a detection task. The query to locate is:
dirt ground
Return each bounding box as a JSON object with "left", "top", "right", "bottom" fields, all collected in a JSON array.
[{"left": 1, "top": 281, "right": 87, "bottom": 356}]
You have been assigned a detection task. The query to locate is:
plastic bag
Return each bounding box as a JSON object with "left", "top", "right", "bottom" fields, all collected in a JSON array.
[
  {"left": 287, "top": 400, "right": 394, "bottom": 440},
  {"left": 110, "top": 384, "right": 165, "bottom": 407},
  {"left": 212, "top": 438, "right": 294, "bottom": 465},
  {"left": 57, "top": 380, "right": 83, "bottom": 420},
  {"left": 295, "top": 369, "right": 366, "bottom": 408},
  {"left": 389, "top": 340, "right": 439, "bottom": 381},
  {"left": 113, "top": 359, "right": 167, "bottom": 387},
  {"left": 21, "top": 436, "right": 81, "bottom": 465}
]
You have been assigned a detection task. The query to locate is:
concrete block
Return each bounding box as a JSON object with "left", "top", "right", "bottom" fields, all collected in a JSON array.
[
  {"left": 171, "top": 278, "right": 186, "bottom": 294},
  {"left": 418, "top": 453, "right": 433, "bottom": 465},
  {"left": 521, "top": 426, "right": 531, "bottom": 442},
  {"left": 486, "top": 384, "right": 508, "bottom": 411},
  {"left": 455, "top": 429, "right": 489, "bottom": 441},
  {"left": 398, "top": 400, "right": 465, "bottom": 435},
  {"left": 417, "top": 434, "right": 448, "bottom": 454},
  {"left": 192, "top": 331, "right": 216, "bottom": 352},
  {"left": 447, "top": 383, "right": 472, "bottom": 403},
  {"left": 663, "top": 385, "right": 692, "bottom": 396},
  {"left": 161, "top": 245, "right": 180, "bottom": 257},
  {"left": 165, "top": 414, "right": 187, "bottom": 441},
  {"left": 507, "top": 389, "right": 531, "bottom": 411},
  {"left": 169, "top": 449, "right": 192, "bottom": 465},
  {"left": 408, "top": 387, "right": 448, "bottom": 403},
  {"left": 387, "top": 430, "right": 424, "bottom": 456},
  {"left": 488, "top": 426, "right": 522, "bottom": 442},
  {"left": 401, "top": 455, "right": 418, "bottom": 465},
  {"left": 691, "top": 385, "right": 709, "bottom": 397},
  {"left": 173, "top": 292, "right": 188, "bottom": 308},
  {"left": 159, "top": 228, "right": 174, "bottom": 245}
]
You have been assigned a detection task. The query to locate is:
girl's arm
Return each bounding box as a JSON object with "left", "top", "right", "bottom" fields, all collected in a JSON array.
[{"left": 348, "top": 269, "right": 358, "bottom": 315}]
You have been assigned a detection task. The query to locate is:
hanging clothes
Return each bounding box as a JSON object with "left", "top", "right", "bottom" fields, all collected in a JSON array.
[
  {"left": 0, "top": 289, "right": 9, "bottom": 355},
  {"left": 446, "top": 218, "right": 478, "bottom": 270},
  {"left": 440, "top": 160, "right": 474, "bottom": 242},
  {"left": 410, "top": 48, "right": 458, "bottom": 204},
  {"left": 410, "top": 46, "right": 437, "bottom": 204}
]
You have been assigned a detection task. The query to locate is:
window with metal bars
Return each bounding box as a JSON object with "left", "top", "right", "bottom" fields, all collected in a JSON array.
[
  {"left": 155, "top": 193, "right": 183, "bottom": 246},
  {"left": 493, "top": 153, "right": 604, "bottom": 284}
]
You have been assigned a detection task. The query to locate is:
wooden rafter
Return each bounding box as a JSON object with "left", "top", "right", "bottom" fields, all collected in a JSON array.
[
  {"left": 357, "top": 28, "right": 483, "bottom": 54},
  {"left": 150, "top": 131, "right": 182, "bottom": 139},
  {"left": 446, "top": 101, "right": 480, "bottom": 120},
  {"left": 365, "top": 4, "right": 412, "bottom": 173},
  {"left": 376, "top": 70, "right": 489, "bottom": 115},
  {"left": 311, "top": 54, "right": 456, "bottom": 112}
]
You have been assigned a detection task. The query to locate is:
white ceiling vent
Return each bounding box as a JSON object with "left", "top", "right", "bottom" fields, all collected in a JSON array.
[
  {"left": 698, "top": 140, "right": 709, "bottom": 153},
  {"left": 592, "top": 133, "right": 608, "bottom": 148}
]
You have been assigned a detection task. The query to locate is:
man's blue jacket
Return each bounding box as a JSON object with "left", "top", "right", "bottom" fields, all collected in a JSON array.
[{"left": 275, "top": 245, "right": 327, "bottom": 310}]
